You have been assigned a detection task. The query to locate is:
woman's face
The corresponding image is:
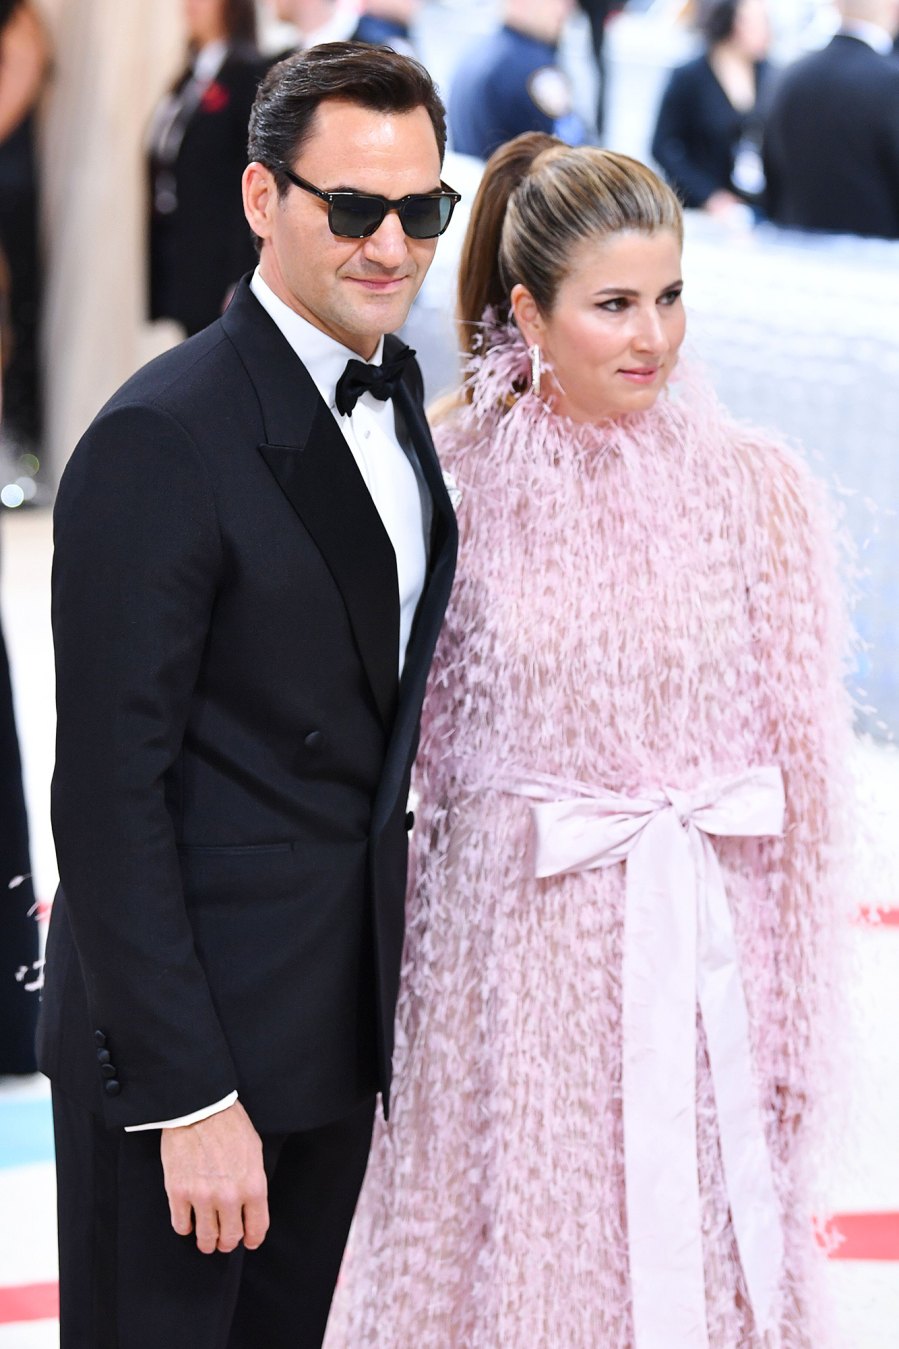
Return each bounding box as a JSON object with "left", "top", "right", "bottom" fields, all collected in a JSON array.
[
  {"left": 184, "top": 0, "right": 227, "bottom": 46},
  {"left": 513, "top": 229, "right": 686, "bottom": 425},
  {"left": 731, "top": 0, "right": 770, "bottom": 60}
]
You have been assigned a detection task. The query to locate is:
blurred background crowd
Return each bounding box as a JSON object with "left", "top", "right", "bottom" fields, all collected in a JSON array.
[
  {"left": 0, "top": 0, "right": 898, "bottom": 1062},
  {"left": 0, "top": 0, "right": 897, "bottom": 486}
]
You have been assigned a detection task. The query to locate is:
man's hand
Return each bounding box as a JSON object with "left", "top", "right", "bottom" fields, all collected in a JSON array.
[{"left": 160, "top": 1100, "right": 269, "bottom": 1255}]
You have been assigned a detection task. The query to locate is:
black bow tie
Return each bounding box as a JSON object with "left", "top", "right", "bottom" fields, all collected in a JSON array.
[{"left": 334, "top": 345, "right": 415, "bottom": 418}]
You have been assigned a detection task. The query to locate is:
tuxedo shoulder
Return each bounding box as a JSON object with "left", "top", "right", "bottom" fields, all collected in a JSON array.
[{"left": 102, "top": 323, "right": 245, "bottom": 425}]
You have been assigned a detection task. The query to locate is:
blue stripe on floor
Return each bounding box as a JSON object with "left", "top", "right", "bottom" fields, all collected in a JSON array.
[{"left": 0, "top": 1100, "right": 54, "bottom": 1169}]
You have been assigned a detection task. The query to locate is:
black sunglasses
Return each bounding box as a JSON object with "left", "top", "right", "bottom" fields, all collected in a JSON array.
[{"left": 279, "top": 167, "right": 461, "bottom": 240}]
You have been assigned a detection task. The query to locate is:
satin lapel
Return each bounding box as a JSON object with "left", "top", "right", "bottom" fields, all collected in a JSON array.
[
  {"left": 259, "top": 413, "right": 400, "bottom": 729},
  {"left": 372, "top": 375, "right": 458, "bottom": 829},
  {"left": 391, "top": 373, "right": 456, "bottom": 567},
  {"left": 222, "top": 281, "right": 400, "bottom": 729}
]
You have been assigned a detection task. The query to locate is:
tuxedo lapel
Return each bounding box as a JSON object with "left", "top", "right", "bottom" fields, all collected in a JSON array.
[
  {"left": 222, "top": 280, "right": 400, "bottom": 728},
  {"left": 372, "top": 372, "right": 458, "bottom": 829}
]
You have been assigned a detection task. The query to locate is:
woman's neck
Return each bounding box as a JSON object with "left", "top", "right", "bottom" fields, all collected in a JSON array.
[{"left": 708, "top": 43, "right": 757, "bottom": 113}]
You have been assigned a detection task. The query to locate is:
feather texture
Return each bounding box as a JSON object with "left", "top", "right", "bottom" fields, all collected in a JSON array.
[{"left": 326, "top": 318, "right": 855, "bottom": 1349}]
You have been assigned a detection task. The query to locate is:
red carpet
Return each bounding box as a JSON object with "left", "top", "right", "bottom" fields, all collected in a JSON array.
[
  {"left": 1, "top": 1216, "right": 897, "bottom": 1325},
  {"left": 824, "top": 1213, "right": 899, "bottom": 1261},
  {"left": 0, "top": 1282, "right": 59, "bottom": 1323}
]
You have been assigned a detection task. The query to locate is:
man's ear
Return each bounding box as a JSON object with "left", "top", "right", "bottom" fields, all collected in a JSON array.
[
  {"left": 242, "top": 162, "right": 278, "bottom": 240},
  {"left": 510, "top": 283, "right": 544, "bottom": 348}
]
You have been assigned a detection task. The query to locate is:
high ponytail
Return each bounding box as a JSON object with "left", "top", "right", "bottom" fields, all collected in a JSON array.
[{"left": 456, "top": 133, "right": 561, "bottom": 357}]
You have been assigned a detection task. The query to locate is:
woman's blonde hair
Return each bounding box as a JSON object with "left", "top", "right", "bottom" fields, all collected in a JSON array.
[{"left": 457, "top": 134, "right": 683, "bottom": 358}]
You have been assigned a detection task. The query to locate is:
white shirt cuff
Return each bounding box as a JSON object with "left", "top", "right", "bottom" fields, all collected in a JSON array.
[{"left": 123, "top": 1090, "right": 238, "bottom": 1132}]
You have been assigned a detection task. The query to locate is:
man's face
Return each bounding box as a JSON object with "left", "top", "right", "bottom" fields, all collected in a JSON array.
[{"left": 244, "top": 99, "right": 442, "bottom": 358}]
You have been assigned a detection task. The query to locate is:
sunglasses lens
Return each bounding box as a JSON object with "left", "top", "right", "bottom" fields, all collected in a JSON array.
[
  {"left": 329, "top": 196, "right": 385, "bottom": 238},
  {"left": 327, "top": 192, "right": 458, "bottom": 239},
  {"left": 398, "top": 196, "right": 448, "bottom": 239}
]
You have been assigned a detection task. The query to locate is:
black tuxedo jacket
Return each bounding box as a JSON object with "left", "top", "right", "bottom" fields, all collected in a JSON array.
[
  {"left": 763, "top": 34, "right": 899, "bottom": 238},
  {"left": 37, "top": 279, "right": 457, "bottom": 1133},
  {"left": 148, "top": 47, "right": 265, "bottom": 335}
]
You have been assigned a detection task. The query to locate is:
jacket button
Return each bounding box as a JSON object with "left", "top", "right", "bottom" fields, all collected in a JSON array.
[
  {"left": 100, "top": 1063, "right": 117, "bottom": 1079},
  {"left": 97, "top": 1048, "right": 111, "bottom": 1065},
  {"left": 104, "top": 1079, "right": 121, "bottom": 1097},
  {"left": 304, "top": 730, "right": 323, "bottom": 750},
  {"left": 94, "top": 1031, "right": 107, "bottom": 1048},
  {"left": 405, "top": 810, "right": 415, "bottom": 831}
]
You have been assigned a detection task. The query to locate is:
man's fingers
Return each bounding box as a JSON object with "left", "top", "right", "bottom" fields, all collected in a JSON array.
[
  {"left": 192, "top": 1199, "right": 220, "bottom": 1256},
  {"left": 241, "top": 1192, "right": 270, "bottom": 1251},
  {"left": 160, "top": 1101, "right": 269, "bottom": 1254},
  {"left": 214, "top": 1188, "right": 247, "bottom": 1254},
  {"left": 168, "top": 1195, "right": 193, "bottom": 1238}
]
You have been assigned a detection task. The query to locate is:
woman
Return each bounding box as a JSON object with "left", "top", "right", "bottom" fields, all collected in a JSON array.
[
  {"left": 326, "top": 136, "right": 851, "bottom": 1347},
  {"left": 148, "top": 0, "right": 263, "bottom": 336},
  {"left": 651, "top": 0, "right": 771, "bottom": 217}
]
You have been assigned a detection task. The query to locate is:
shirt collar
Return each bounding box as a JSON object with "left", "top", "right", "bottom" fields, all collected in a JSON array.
[
  {"left": 837, "top": 20, "right": 894, "bottom": 53},
  {"left": 250, "top": 268, "right": 384, "bottom": 411},
  {"left": 192, "top": 39, "right": 228, "bottom": 83}
]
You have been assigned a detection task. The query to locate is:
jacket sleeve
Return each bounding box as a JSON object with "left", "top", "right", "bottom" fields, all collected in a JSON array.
[
  {"left": 50, "top": 400, "right": 238, "bottom": 1127},
  {"left": 651, "top": 65, "right": 720, "bottom": 209}
]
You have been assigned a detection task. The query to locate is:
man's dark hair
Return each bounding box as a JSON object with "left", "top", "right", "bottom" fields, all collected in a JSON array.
[{"left": 248, "top": 41, "right": 447, "bottom": 200}]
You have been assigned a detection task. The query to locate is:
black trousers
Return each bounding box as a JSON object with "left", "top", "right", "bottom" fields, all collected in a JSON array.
[{"left": 52, "top": 1086, "right": 376, "bottom": 1349}]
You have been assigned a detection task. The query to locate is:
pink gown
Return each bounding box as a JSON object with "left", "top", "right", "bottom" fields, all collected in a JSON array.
[{"left": 325, "top": 322, "right": 852, "bottom": 1348}]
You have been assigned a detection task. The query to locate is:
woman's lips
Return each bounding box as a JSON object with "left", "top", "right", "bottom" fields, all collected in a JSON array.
[{"left": 618, "top": 366, "right": 660, "bottom": 382}]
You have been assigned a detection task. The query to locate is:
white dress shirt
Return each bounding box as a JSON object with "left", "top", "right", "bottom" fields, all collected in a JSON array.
[{"left": 126, "top": 269, "right": 428, "bottom": 1133}]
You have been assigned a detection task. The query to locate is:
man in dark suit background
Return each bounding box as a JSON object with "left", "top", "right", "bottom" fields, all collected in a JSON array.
[
  {"left": 38, "top": 42, "right": 458, "bottom": 1349},
  {"left": 449, "top": 0, "right": 587, "bottom": 162},
  {"left": 763, "top": 0, "right": 899, "bottom": 238}
]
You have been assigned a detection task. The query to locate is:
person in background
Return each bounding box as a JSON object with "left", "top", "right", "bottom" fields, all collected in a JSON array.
[
  {"left": 651, "top": 0, "right": 771, "bottom": 218},
  {"left": 148, "top": 0, "right": 265, "bottom": 337},
  {"left": 0, "top": 525, "right": 39, "bottom": 1076},
  {"left": 576, "top": 0, "right": 622, "bottom": 140},
  {"left": 326, "top": 134, "right": 852, "bottom": 1347},
  {"left": 268, "top": 0, "right": 419, "bottom": 56},
  {"left": 0, "top": 0, "right": 50, "bottom": 460},
  {"left": 763, "top": 0, "right": 899, "bottom": 238},
  {"left": 448, "top": 0, "right": 587, "bottom": 161}
]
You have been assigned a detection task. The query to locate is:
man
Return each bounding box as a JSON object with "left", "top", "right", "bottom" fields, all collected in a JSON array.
[
  {"left": 269, "top": 0, "right": 418, "bottom": 56},
  {"left": 448, "top": 0, "right": 587, "bottom": 162},
  {"left": 38, "top": 42, "right": 458, "bottom": 1349},
  {"left": 763, "top": 0, "right": 899, "bottom": 238}
]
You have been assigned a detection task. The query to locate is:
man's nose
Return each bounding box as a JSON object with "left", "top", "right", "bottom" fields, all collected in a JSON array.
[{"left": 362, "top": 209, "right": 409, "bottom": 267}]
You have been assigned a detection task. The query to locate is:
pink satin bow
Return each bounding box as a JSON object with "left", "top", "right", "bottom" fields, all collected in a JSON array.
[{"left": 510, "top": 766, "right": 787, "bottom": 1349}]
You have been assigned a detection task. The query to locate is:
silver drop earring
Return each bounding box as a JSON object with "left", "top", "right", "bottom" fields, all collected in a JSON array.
[{"left": 529, "top": 344, "right": 542, "bottom": 398}]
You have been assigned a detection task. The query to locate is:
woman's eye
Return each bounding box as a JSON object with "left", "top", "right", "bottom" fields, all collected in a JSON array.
[
  {"left": 598, "top": 297, "right": 629, "bottom": 312},
  {"left": 659, "top": 288, "right": 684, "bottom": 306}
]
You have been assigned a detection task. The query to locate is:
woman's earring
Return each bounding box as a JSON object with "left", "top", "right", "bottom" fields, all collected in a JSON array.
[{"left": 529, "top": 344, "right": 542, "bottom": 398}]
